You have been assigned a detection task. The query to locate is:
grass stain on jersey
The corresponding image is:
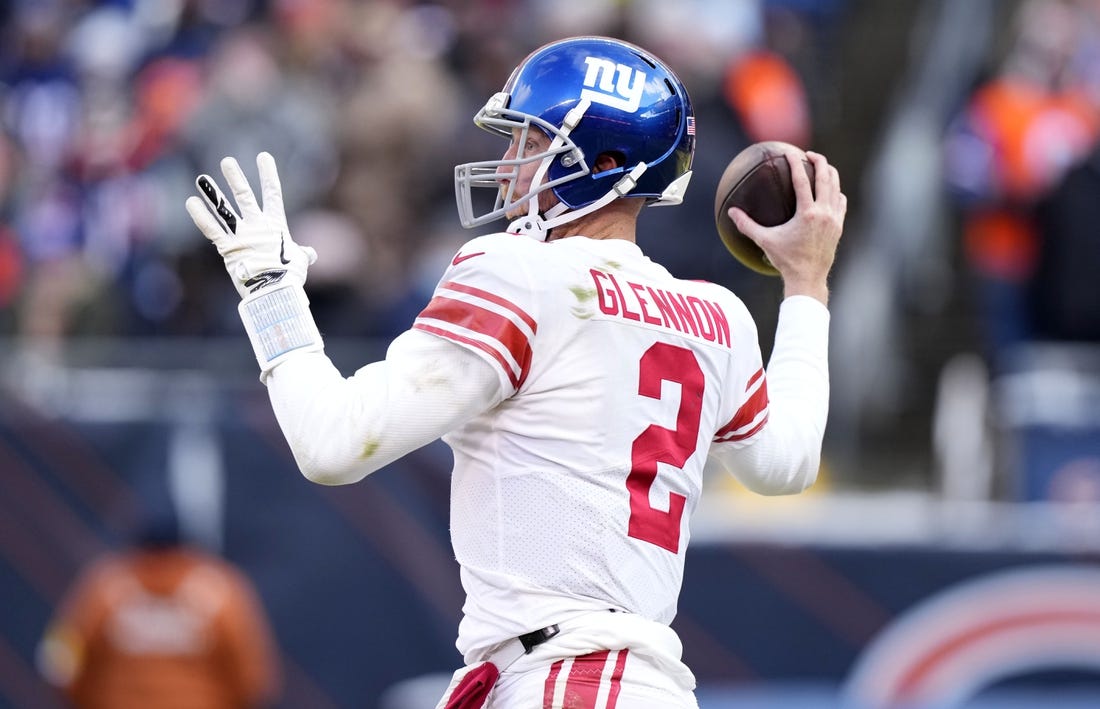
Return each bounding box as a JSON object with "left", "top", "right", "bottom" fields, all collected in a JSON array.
[
  {"left": 569, "top": 285, "right": 597, "bottom": 319},
  {"left": 602, "top": 260, "right": 622, "bottom": 270},
  {"left": 361, "top": 439, "right": 381, "bottom": 459},
  {"left": 412, "top": 372, "right": 451, "bottom": 393},
  {"left": 570, "top": 285, "right": 597, "bottom": 302}
]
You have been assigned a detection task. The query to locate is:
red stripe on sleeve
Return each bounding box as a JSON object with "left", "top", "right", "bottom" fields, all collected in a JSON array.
[
  {"left": 543, "top": 660, "right": 565, "bottom": 709},
  {"left": 724, "top": 413, "right": 769, "bottom": 442},
  {"left": 416, "top": 296, "right": 534, "bottom": 388},
  {"left": 714, "top": 368, "right": 769, "bottom": 441},
  {"left": 441, "top": 280, "right": 537, "bottom": 331},
  {"left": 412, "top": 323, "right": 520, "bottom": 389}
]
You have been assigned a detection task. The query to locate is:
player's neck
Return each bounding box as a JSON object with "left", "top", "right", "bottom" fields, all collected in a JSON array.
[
  {"left": 547, "top": 199, "right": 641, "bottom": 243},
  {"left": 549, "top": 222, "right": 636, "bottom": 243}
]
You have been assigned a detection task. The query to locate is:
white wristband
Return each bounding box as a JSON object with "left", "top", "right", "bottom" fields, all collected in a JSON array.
[{"left": 237, "top": 285, "right": 323, "bottom": 380}]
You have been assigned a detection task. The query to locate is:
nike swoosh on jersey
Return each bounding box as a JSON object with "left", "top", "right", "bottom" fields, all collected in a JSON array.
[{"left": 451, "top": 251, "right": 486, "bottom": 266}]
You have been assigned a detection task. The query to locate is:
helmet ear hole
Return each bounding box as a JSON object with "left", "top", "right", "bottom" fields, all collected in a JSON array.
[{"left": 595, "top": 151, "right": 626, "bottom": 174}]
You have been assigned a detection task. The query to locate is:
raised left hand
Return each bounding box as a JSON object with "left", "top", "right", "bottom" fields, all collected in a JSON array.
[{"left": 186, "top": 152, "right": 317, "bottom": 300}]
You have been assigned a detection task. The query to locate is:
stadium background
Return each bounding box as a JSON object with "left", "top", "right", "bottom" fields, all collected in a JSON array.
[{"left": 3, "top": 0, "right": 1100, "bottom": 707}]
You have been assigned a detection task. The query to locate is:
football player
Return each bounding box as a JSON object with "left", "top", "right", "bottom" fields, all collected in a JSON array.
[{"left": 187, "top": 35, "right": 845, "bottom": 709}]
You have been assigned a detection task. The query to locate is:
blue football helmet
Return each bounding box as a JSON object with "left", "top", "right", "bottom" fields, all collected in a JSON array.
[{"left": 454, "top": 36, "right": 696, "bottom": 238}]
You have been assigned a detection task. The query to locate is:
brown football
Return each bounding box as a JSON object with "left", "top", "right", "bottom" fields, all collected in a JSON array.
[{"left": 713, "top": 141, "right": 815, "bottom": 276}]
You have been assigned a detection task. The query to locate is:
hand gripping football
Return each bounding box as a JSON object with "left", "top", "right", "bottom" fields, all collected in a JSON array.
[{"left": 713, "top": 141, "right": 815, "bottom": 276}]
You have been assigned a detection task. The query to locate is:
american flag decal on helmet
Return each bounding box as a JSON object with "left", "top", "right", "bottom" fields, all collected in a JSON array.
[{"left": 686, "top": 116, "right": 696, "bottom": 135}]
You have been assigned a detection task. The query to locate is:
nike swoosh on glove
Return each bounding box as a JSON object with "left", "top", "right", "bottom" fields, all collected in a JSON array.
[{"left": 185, "top": 151, "right": 317, "bottom": 299}]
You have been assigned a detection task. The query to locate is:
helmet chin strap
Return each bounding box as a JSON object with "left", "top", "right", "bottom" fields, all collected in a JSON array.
[
  {"left": 507, "top": 162, "right": 649, "bottom": 241},
  {"left": 505, "top": 99, "right": 592, "bottom": 241}
]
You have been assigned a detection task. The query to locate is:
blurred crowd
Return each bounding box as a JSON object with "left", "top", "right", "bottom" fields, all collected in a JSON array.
[
  {"left": 6, "top": 0, "right": 1098, "bottom": 497},
  {"left": 943, "top": 0, "right": 1100, "bottom": 365},
  {"left": 0, "top": 0, "right": 844, "bottom": 354},
  {"left": 936, "top": 0, "right": 1100, "bottom": 502}
]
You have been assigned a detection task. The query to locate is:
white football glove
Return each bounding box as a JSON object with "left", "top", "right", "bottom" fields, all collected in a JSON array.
[
  {"left": 185, "top": 152, "right": 317, "bottom": 298},
  {"left": 186, "top": 152, "right": 323, "bottom": 379}
]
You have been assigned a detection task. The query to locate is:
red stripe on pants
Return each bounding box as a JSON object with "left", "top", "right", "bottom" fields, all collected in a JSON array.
[
  {"left": 605, "top": 650, "right": 629, "bottom": 709},
  {"left": 564, "top": 650, "right": 610, "bottom": 708},
  {"left": 543, "top": 660, "right": 565, "bottom": 708},
  {"left": 543, "top": 650, "right": 631, "bottom": 708}
]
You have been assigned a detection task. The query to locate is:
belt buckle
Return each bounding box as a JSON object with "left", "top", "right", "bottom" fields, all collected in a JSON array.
[{"left": 518, "top": 624, "right": 560, "bottom": 654}]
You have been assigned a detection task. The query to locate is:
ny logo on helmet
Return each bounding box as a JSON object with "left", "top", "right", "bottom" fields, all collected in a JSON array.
[{"left": 580, "top": 57, "right": 646, "bottom": 113}]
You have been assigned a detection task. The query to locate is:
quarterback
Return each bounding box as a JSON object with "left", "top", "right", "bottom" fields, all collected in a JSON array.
[{"left": 186, "top": 36, "right": 845, "bottom": 709}]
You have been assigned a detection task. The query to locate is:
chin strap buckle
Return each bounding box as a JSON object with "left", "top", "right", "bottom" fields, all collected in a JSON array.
[
  {"left": 613, "top": 163, "right": 648, "bottom": 196},
  {"left": 507, "top": 215, "right": 550, "bottom": 241}
]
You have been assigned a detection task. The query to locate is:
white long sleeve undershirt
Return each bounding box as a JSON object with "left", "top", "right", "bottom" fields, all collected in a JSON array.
[
  {"left": 707, "top": 295, "right": 830, "bottom": 495},
  {"left": 266, "top": 295, "right": 830, "bottom": 492},
  {"left": 266, "top": 329, "right": 501, "bottom": 485}
]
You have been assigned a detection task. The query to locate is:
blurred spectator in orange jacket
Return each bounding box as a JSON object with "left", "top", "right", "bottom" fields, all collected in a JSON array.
[
  {"left": 36, "top": 513, "right": 281, "bottom": 709},
  {"left": 943, "top": 0, "right": 1100, "bottom": 364},
  {"left": 723, "top": 47, "right": 811, "bottom": 147}
]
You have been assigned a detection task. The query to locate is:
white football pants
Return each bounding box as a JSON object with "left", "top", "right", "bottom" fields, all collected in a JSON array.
[{"left": 436, "top": 648, "right": 699, "bottom": 709}]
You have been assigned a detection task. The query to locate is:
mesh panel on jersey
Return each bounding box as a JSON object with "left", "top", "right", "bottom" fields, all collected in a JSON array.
[{"left": 493, "top": 468, "right": 682, "bottom": 623}]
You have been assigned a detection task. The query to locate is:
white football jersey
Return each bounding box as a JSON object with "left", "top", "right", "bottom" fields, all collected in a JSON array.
[{"left": 413, "top": 232, "right": 769, "bottom": 659}]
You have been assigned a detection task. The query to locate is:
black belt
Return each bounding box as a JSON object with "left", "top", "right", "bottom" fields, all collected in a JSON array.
[
  {"left": 515, "top": 609, "right": 621, "bottom": 655},
  {"left": 517, "top": 624, "right": 560, "bottom": 654}
]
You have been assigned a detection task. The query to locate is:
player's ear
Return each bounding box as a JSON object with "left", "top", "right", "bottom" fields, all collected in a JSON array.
[{"left": 594, "top": 152, "right": 625, "bottom": 174}]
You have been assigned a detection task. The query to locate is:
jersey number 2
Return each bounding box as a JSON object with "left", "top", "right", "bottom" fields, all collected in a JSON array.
[{"left": 626, "top": 343, "right": 704, "bottom": 554}]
